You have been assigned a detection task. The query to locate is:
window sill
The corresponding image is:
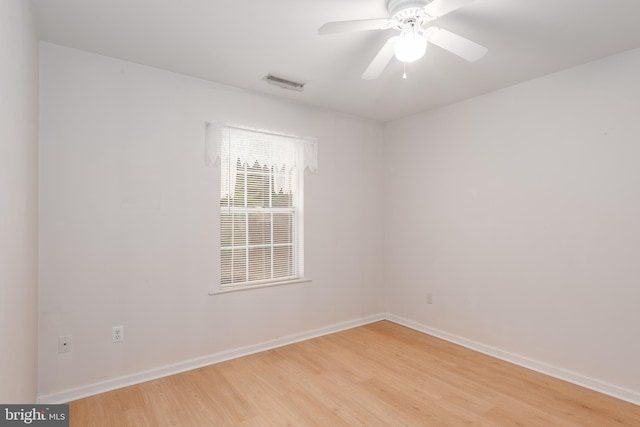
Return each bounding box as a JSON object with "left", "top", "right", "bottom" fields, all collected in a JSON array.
[{"left": 208, "top": 278, "right": 312, "bottom": 295}]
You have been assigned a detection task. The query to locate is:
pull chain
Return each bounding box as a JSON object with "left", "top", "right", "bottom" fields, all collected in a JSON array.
[{"left": 403, "top": 62, "right": 407, "bottom": 79}]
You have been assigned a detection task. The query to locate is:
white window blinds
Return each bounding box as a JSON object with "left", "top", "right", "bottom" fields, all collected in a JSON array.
[{"left": 206, "top": 123, "right": 318, "bottom": 289}]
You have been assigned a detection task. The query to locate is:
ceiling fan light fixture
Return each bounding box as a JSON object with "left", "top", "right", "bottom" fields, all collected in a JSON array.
[
  {"left": 394, "top": 25, "right": 427, "bottom": 63},
  {"left": 319, "top": 0, "right": 485, "bottom": 80}
]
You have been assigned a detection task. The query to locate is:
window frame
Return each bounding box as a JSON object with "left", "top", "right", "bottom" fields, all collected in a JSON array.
[{"left": 210, "top": 125, "right": 313, "bottom": 294}]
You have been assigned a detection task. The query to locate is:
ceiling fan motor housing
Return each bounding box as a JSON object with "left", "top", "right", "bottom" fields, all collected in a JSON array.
[{"left": 388, "top": 0, "right": 432, "bottom": 20}]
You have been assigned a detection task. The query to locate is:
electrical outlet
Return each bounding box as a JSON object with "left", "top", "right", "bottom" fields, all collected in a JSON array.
[
  {"left": 112, "top": 325, "right": 124, "bottom": 343},
  {"left": 58, "top": 335, "right": 72, "bottom": 353},
  {"left": 426, "top": 293, "right": 433, "bottom": 305}
]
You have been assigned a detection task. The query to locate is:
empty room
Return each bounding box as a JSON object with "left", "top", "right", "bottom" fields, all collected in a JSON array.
[{"left": 2, "top": 0, "right": 640, "bottom": 425}]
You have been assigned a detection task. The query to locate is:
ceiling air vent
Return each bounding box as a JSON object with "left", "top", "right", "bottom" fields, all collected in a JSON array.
[{"left": 263, "top": 74, "right": 305, "bottom": 92}]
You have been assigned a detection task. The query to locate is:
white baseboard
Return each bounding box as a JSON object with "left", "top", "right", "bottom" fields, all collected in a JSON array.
[
  {"left": 37, "top": 313, "right": 386, "bottom": 404},
  {"left": 385, "top": 313, "right": 640, "bottom": 406},
  {"left": 38, "top": 312, "right": 640, "bottom": 407}
]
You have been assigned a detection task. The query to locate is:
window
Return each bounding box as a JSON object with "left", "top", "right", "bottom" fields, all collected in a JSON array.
[{"left": 206, "top": 123, "right": 317, "bottom": 290}]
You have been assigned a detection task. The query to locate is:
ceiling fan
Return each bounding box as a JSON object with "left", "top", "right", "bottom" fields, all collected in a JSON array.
[{"left": 318, "top": 0, "right": 487, "bottom": 80}]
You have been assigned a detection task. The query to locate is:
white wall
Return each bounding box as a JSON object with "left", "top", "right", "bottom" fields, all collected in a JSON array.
[
  {"left": 0, "top": 0, "right": 39, "bottom": 403},
  {"left": 384, "top": 49, "right": 640, "bottom": 395},
  {"left": 37, "top": 38, "right": 640, "bottom": 402},
  {"left": 38, "top": 43, "right": 384, "bottom": 396}
]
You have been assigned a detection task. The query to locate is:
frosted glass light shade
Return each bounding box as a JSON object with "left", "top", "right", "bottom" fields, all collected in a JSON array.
[{"left": 394, "top": 33, "right": 427, "bottom": 63}]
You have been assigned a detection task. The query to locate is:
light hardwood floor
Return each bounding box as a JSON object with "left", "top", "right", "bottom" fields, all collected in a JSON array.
[{"left": 69, "top": 321, "right": 640, "bottom": 426}]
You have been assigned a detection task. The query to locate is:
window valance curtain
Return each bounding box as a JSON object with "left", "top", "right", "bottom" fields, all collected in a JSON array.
[{"left": 205, "top": 122, "right": 318, "bottom": 197}]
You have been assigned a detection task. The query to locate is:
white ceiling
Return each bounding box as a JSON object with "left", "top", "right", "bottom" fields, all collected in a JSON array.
[{"left": 31, "top": 0, "right": 640, "bottom": 122}]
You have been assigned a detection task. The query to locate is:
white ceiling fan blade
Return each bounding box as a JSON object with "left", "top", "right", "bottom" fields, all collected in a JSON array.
[
  {"left": 319, "top": 18, "right": 391, "bottom": 35},
  {"left": 428, "top": 27, "right": 487, "bottom": 62},
  {"left": 424, "top": 0, "right": 475, "bottom": 19},
  {"left": 362, "top": 36, "right": 399, "bottom": 80}
]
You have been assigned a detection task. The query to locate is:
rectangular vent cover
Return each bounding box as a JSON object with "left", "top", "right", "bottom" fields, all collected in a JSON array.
[{"left": 263, "top": 74, "right": 305, "bottom": 92}]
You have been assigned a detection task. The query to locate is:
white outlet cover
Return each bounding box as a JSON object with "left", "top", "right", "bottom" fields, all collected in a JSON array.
[
  {"left": 112, "top": 325, "right": 124, "bottom": 343},
  {"left": 426, "top": 293, "right": 433, "bottom": 304}
]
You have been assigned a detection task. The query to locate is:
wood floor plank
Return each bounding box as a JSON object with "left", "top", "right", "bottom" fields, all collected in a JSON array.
[{"left": 68, "top": 321, "right": 640, "bottom": 426}]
